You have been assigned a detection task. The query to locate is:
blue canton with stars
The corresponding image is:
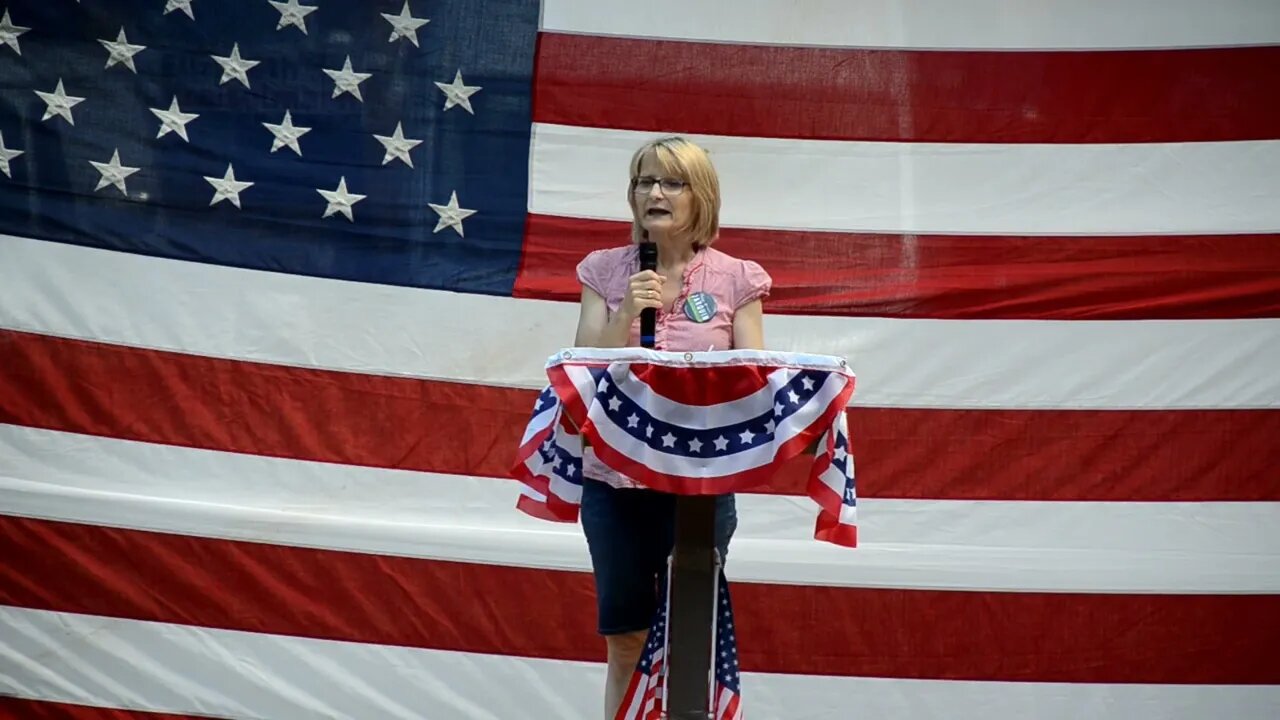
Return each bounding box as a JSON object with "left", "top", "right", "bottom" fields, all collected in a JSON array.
[{"left": 0, "top": 0, "right": 538, "bottom": 294}]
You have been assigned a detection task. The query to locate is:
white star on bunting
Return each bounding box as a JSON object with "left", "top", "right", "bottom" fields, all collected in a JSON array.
[
  {"left": 89, "top": 149, "right": 141, "bottom": 195},
  {"left": 150, "top": 96, "right": 199, "bottom": 141},
  {"left": 802, "top": 377, "right": 816, "bottom": 391},
  {"left": 428, "top": 191, "right": 476, "bottom": 237},
  {"left": 688, "top": 438, "right": 703, "bottom": 453},
  {"left": 373, "top": 121, "right": 422, "bottom": 167},
  {"left": 608, "top": 396, "right": 622, "bottom": 412},
  {"left": 99, "top": 28, "right": 146, "bottom": 72},
  {"left": 317, "top": 177, "right": 366, "bottom": 222},
  {"left": 713, "top": 436, "right": 729, "bottom": 451},
  {"left": 381, "top": 1, "right": 429, "bottom": 47},
  {"left": 34, "top": 79, "right": 85, "bottom": 125},
  {"left": 0, "top": 132, "right": 24, "bottom": 178},
  {"left": 164, "top": 0, "right": 196, "bottom": 19},
  {"left": 211, "top": 43, "right": 260, "bottom": 88},
  {"left": 323, "top": 55, "right": 371, "bottom": 101},
  {"left": 263, "top": 109, "right": 311, "bottom": 155},
  {"left": 269, "top": 0, "right": 317, "bottom": 35},
  {"left": 661, "top": 432, "right": 677, "bottom": 448},
  {"left": 0, "top": 9, "right": 29, "bottom": 55},
  {"left": 434, "top": 69, "right": 481, "bottom": 114},
  {"left": 738, "top": 429, "right": 754, "bottom": 444},
  {"left": 204, "top": 164, "right": 254, "bottom": 208}
]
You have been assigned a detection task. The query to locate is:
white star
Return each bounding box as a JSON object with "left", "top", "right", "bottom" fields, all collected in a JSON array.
[
  {"left": 834, "top": 446, "right": 848, "bottom": 462},
  {"left": 211, "top": 43, "right": 261, "bottom": 88},
  {"left": 204, "top": 164, "right": 254, "bottom": 209},
  {"left": 802, "top": 377, "right": 815, "bottom": 391},
  {"left": 316, "top": 176, "right": 366, "bottom": 222},
  {"left": 150, "top": 96, "right": 199, "bottom": 142},
  {"left": 774, "top": 402, "right": 784, "bottom": 416},
  {"left": 787, "top": 390, "right": 800, "bottom": 404},
  {"left": 164, "top": 0, "right": 196, "bottom": 19},
  {"left": 428, "top": 190, "right": 476, "bottom": 237},
  {"left": 269, "top": 0, "right": 317, "bottom": 34},
  {"left": 381, "top": 1, "right": 429, "bottom": 47},
  {"left": 0, "top": 9, "right": 29, "bottom": 55},
  {"left": 0, "top": 132, "right": 24, "bottom": 179},
  {"left": 713, "top": 436, "right": 728, "bottom": 451},
  {"left": 626, "top": 414, "right": 639, "bottom": 428},
  {"left": 89, "top": 149, "right": 140, "bottom": 195},
  {"left": 99, "top": 28, "right": 146, "bottom": 72},
  {"left": 645, "top": 425, "right": 654, "bottom": 438},
  {"left": 738, "top": 429, "right": 755, "bottom": 444},
  {"left": 434, "top": 69, "right": 481, "bottom": 114},
  {"left": 764, "top": 419, "right": 776, "bottom": 434},
  {"left": 262, "top": 109, "right": 311, "bottom": 155},
  {"left": 660, "top": 432, "right": 676, "bottom": 448},
  {"left": 323, "top": 55, "right": 371, "bottom": 102},
  {"left": 688, "top": 438, "right": 703, "bottom": 453},
  {"left": 34, "top": 79, "right": 85, "bottom": 125},
  {"left": 607, "top": 396, "right": 622, "bottom": 412},
  {"left": 373, "top": 121, "right": 422, "bottom": 167}
]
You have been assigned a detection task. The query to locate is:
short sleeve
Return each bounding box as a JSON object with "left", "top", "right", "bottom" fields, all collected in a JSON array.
[
  {"left": 734, "top": 259, "right": 772, "bottom": 309},
  {"left": 576, "top": 249, "right": 611, "bottom": 298}
]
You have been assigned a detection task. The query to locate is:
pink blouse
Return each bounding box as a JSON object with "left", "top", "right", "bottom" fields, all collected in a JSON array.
[{"left": 576, "top": 244, "right": 772, "bottom": 488}]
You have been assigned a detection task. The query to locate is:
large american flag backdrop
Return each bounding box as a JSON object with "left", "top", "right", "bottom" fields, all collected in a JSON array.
[{"left": 0, "top": 0, "right": 1278, "bottom": 717}]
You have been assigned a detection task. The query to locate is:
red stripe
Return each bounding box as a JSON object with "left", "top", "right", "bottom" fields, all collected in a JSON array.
[
  {"left": 2, "top": 516, "right": 1277, "bottom": 684},
  {"left": 534, "top": 34, "right": 1280, "bottom": 144},
  {"left": 2, "top": 329, "right": 1277, "bottom": 502},
  {"left": 0, "top": 698, "right": 212, "bottom": 720},
  {"left": 514, "top": 215, "right": 1280, "bottom": 320},
  {"left": 625, "top": 362, "right": 775, "bottom": 407}
]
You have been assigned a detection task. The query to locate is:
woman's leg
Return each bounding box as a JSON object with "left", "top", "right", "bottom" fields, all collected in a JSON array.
[
  {"left": 581, "top": 479, "right": 669, "bottom": 719},
  {"left": 603, "top": 630, "right": 648, "bottom": 717}
]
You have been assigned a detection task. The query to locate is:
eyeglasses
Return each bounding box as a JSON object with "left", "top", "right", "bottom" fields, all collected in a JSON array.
[{"left": 631, "top": 176, "right": 687, "bottom": 196}]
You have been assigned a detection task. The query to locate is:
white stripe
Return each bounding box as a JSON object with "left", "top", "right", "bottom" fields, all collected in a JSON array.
[
  {"left": 3, "top": 608, "right": 1277, "bottom": 720},
  {"left": 530, "top": 124, "right": 1280, "bottom": 235},
  {"left": 3, "top": 235, "right": 1277, "bottom": 409},
  {"left": 3, "top": 425, "right": 1277, "bottom": 593},
  {"left": 541, "top": 0, "right": 1280, "bottom": 50}
]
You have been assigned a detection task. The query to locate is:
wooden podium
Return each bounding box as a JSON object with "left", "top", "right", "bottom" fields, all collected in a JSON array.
[{"left": 510, "top": 347, "right": 859, "bottom": 719}]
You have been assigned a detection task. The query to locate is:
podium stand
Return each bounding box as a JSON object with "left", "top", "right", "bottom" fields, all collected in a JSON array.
[
  {"left": 511, "top": 348, "right": 859, "bottom": 718},
  {"left": 667, "top": 494, "right": 718, "bottom": 718}
]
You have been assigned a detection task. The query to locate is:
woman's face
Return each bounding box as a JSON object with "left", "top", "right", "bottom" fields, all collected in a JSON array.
[{"left": 632, "top": 151, "right": 692, "bottom": 239}]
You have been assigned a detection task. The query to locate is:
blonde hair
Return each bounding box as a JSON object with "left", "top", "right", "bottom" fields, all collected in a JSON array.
[{"left": 627, "top": 136, "right": 721, "bottom": 249}]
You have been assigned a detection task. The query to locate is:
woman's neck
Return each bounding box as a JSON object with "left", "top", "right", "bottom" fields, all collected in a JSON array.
[{"left": 648, "top": 232, "right": 696, "bottom": 271}]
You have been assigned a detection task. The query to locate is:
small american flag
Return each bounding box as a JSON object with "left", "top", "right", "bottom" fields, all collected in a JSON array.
[{"left": 615, "top": 564, "right": 743, "bottom": 720}]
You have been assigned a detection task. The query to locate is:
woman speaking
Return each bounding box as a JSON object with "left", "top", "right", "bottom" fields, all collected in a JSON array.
[{"left": 571, "top": 136, "right": 772, "bottom": 718}]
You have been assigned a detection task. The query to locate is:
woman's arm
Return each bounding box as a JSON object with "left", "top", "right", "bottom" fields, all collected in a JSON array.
[
  {"left": 574, "top": 286, "right": 637, "bottom": 348},
  {"left": 732, "top": 298, "right": 765, "bottom": 350}
]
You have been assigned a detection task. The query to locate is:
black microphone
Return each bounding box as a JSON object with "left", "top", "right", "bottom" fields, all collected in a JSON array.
[{"left": 638, "top": 241, "right": 657, "bottom": 349}]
